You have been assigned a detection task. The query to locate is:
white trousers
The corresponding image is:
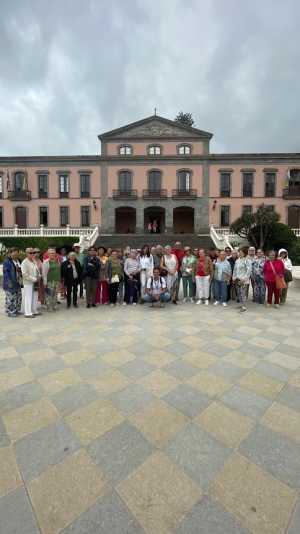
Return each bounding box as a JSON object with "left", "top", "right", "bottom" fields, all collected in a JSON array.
[
  {"left": 196, "top": 275, "right": 210, "bottom": 300},
  {"left": 23, "top": 284, "right": 36, "bottom": 316}
]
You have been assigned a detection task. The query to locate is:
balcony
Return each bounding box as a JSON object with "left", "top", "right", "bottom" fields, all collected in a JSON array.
[
  {"left": 143, "top": 189, "right": 168, "bottom": 199},
  {"left": 172, "top": 189, "right": 197, "bottom": 199},
  {"left": 8, "top": 190, "right": 31, "bottom": 201},
  {"left": 283, "top": 186, "right": 300, "bottom": 199},
  {"left": 113, "top": 189, "right": 138, "bottom": 200}
]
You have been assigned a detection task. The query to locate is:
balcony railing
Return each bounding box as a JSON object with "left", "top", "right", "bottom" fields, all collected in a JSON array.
[
  {"left": 8, "top": 190, "right": 31, "bottom": 201},
  {"left": 283, "top": 186, "right": 300, "bottom": 199},
  {"left": 113, "top": 189, "right": 138, "bottom": 199},
  {"left": 143, "top": 189, "right": 168, "bottom": 199},
  {"left": 172, "top": 189, "right": 197, "bottom": 199}
]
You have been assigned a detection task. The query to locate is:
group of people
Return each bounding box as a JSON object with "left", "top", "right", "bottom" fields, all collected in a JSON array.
[{"left": 2, "top": 241, "right": 293, "bottom": 317}]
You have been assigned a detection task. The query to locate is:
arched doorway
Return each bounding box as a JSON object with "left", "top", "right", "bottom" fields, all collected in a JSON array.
[
  {"left": 173, "top": 206, "right": 194, "bottom": 233},
  {"left": 15, "top": 206, "right": 27, "bottom": 228},
  {"left": 288, "top": 205, "right": 300, "bottom": 228},
  {"left": 115, "top": 207, "right": 136, "bottom": 233},
  {"left": 144, "top": 207, "right": 165, "bottom": 233}
]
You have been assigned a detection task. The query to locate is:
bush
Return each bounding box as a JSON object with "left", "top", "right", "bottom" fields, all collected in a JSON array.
[
  {"left": 0, "top": 236, "right": 76, "bottom": 254},
  {"left": 255, "top": 223, "right": 297, "bottom": 253}
]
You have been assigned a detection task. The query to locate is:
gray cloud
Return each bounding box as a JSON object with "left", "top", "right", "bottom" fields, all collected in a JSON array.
[{"left": 0, "top": 0, "right": 299, "bottom": 155}]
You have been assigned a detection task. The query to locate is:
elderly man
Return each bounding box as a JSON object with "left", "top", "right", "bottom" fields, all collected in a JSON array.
[
  {"left": 21, "top": 247, "right": 39, "bottom": 318},
  {"left": 123, "top": 249, "right": 140, "bottom": 305}
]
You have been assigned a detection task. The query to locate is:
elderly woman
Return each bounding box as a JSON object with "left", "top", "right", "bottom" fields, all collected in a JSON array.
[
  {"left": 195, "top": 249, "right": 213, "bottom": 305},
  {"left": 232, "top": 247, "right": 252, "bottom": 312},
  {"left": 278, "top": 248, "right": 293, "bottom": 304},
  {"left": 252, "top": 249, "right": 266, "bottom": 304},
  {"left": 139, "top": 245, "right": 154, "bottom": 299},
  {"left": 213, "top": 250, "right": 232, "bottom": 307},
  {"left": 61, "top": 252, "right": 82, "bottom": 308},
  {"left": 42, "top": 248, "right": 62, "bottom": 311},
  {"left": 3, "top": 248, "right": 23, "bottom": 317},
  {"left": 21, "top": 247, "right": 40, "bottom": 317},
  {"left": 108, "top": 249, "right": 123, "bottom": 306},
  {"left": 263, "top": 250, "right": 285, "bottom": 308},
  {"left": 124, "top": 249, "right": 140, "bottom": 305},
  {"left": 181, "top": 247, "right": 197, "bottom": 303},
  {"left": 160, "top": 245, "right": 178, "bottom": 304}
]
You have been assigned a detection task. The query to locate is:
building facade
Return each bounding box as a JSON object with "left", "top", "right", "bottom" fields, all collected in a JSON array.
[{"left": 0, "top": 115, "right": 300, "bottom": 234}]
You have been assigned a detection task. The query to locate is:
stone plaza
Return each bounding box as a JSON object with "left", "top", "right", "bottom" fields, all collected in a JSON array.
[{"left": 0, "top": 289, "right": 300, "bottom": 534}]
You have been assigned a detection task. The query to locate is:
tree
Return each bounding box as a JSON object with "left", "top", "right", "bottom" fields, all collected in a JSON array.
[
  {"left": 174, "top": 112, "right": 195, "bottom": 127},
  {"left": 230, "top": 204, "right": 280, "bottom": 249}
]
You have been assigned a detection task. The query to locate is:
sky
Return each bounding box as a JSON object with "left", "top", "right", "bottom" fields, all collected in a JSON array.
[{"left": 1, "top": 0, "right": 300, "bottom": 156}]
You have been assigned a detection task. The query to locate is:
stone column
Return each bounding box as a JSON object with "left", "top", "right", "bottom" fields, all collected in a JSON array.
[
  {"left": 165, "top": 204, "right": 173, "bottom": 233},
  {"left": 136, "top": 202, "right": 144, "bottom": 234}
]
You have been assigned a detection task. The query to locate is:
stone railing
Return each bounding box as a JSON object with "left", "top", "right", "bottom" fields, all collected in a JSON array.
[
  {"left": 0, "top": 225, "right": 96, "bottom": 238},
  {"left": 212, "top": 226, "right": 300, "bottom": 247}
]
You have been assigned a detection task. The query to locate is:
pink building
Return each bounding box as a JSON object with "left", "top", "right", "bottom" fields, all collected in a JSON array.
[{"left": 0, "top": 115, "right": 300, "bottom": 235}]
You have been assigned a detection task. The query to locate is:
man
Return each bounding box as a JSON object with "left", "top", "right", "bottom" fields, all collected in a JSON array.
[
  {"left": 144, "top": 267, "right": 170, "bottom": 307},
  {"left": 3, "top": 247, "right": 22, "bottom": 317},
  {"left": 247, "top": 246, "right": 257, "bottom": 300},
  {"left": 82, "top": 247, "right": 100, "bottom": 308},
  {"left": 151, "top": 246, "right": 160, "bottom": 269},
  {"left": 171, "top": 241, "right": 185, "bottom": 302},
  {"left": 21, "top": 248, "right": 39, "bottom": 318},
  {"left": 73, "top": 243, "right": 85, "bottom": 298},
  {"left": 225, "top": 246, "right": 233, "bottom": 301}
]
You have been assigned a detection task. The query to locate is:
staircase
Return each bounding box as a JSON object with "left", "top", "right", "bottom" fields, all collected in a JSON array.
[{"left": 94, "top": 233, "right": 214, "bottom": 250}]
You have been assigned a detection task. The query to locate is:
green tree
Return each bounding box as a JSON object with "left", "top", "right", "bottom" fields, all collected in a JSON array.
[
  {"left": 230, "top": 204, "right": 280, "bottom": 249},
  {"left": 174, "top": 112, "right": 195, "bottom": 127}
]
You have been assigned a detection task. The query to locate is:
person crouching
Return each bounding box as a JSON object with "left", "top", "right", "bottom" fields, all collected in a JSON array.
[{"left": 143, "top": 267, "right": 170, "bottom": 307}]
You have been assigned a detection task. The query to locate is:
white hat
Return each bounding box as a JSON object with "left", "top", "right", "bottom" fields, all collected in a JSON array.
[{"left": 73, "top": 243, "right": 80, "bottom": 248}]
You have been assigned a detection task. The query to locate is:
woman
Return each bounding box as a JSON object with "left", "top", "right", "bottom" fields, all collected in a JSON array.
[
  {"left": 213, "top": 250, "right": 232, "bottom": 307},
  {"left": 252, "top": 249, "right": 266, "bottom": 304},
  {"left": 278, "top": 248, "right": 293, "bottom": 304},
  {"left": 42, "top": 248, "right": 62, "bottom": 311},
  {"left": 263, "top": 250, "right": 285, "bottom": 308},
  {"left": 96, "top": 247, "right": 109, "bottom": 304},
  {"left": 195, "top": 249, "right": 213, "bottom": 305},
  {"left": 108, "top": 250, "right": 123, "bottom": 306},
  {"left": 232, "top": 247, "right": 252, "bottom": 312},
  {"left": 34, "top": 248, "right": 45, "bottom": 308},
  {"left": 181, "top": 247, "right": 197, "bottom": 303},
  {"left": 21, "top": 247, "right": 40, "bottom": 317},
  {"left": 124, "top": 249, "right": 140, "bottom": 305},
  {"left": 61, "top": 252, "right": 82, "bottom": 308},
  {"left": 82, "top": 247, "right": 100, "bottom": 308},
  {"left": 160, "top": 245, "right": 178, "bottom": 304},
  {"left": 3, "top": 248, "right": 22, "bottom": 317},
  {"left": 139, "top": 245, "right": 154, "bottom": 299}
]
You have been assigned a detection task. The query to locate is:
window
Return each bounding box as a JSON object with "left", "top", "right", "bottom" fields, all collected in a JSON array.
[
  {"left": 39, "top": 206, "right": 48, "bottom": 226},
  {"left": 80, "top": 174, "right": 90, "bottom": 198},
  {"left": 59, "top": 175, "right": 69, "bottom": 198},
  {"left": 0, "top": 207, "right": 3, "bottom": 227},
  {"left": 119, "top": 171, "right": 132, "bottom": 192},
  {"left": 178, "top": 170, "right": 191, "bottom": 191},
  {"left": 38, "top": 174, "right": 48, "bottom": 198},
  {"left": 148, "top": 170, "right": 162, "bottom": 192},
  {"left": 0, "top": 175, "right": 2, "bottom": 199},
  {"left": 242, "top": 205, "right": 253, "bottom": 216},
  {"left": 220, "top": 205, "right": 230, "bottom": 227},
  {"left": 14, "top": 172, "right": 27, "bottom": 191},
  {"left": 242, "top": 172, "right": 253, "bottom": 197},
  {"left": 148, "top": 145, "right": 161, "bottom": 155},
  {"left": 81, "top": 206, "right": 90, "bottom": 227},
  {"left": 265, "top": 172, "right": 276, "bottom": 197},
  {"left": 178, "top": 144, "right": 191, "bottom": 155},
  {"left": 60, "top": 206, "right": 69, "bottom": 227},
  {"left": 220, "top": 172, "right": 231, "bottom": 197},
  {"left": 119, "top": 145, "right": 132, "bottom": 155}
]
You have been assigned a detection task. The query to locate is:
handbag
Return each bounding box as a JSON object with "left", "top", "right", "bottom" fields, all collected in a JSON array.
[
  {"left": 284, "top": 269, "right": 293, "bottom": 283},
  {"left": 270, "top": 262, "right": 286, "bottom": 290}
]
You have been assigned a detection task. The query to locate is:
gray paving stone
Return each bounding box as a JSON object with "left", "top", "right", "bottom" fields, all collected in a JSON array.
[
  {"left": 88, "top": 422, "right": 153, "bottom": 484},
  {"left": 239, "top": 424, "right": 300, "bottom": 490},
  {"left": 129, "top": 342, "right": 158, "bottom": 357},
  {"left": 0, "top": 416, "right": 10, "bottom": 447},
  {"left": 51, "top": 382, "right": 99, "bottom": 415},
  {"left": 62, "top": 490, "right": 144, "bottom": 533},
  {"left": 277, "top": 385, "right": 300, "bottom": 412},
  {"left": 14, "top": 420, "right": 81, "bottom": 482},
  {"left": 0, "top": 381, "right": 44, "bottom": 414},
  {"left": 165, "top": 423, "right": 231, "bottom": 490},
  {"left": 164, "top": 342, "right": 192, "bottom": 356},
  {"left": 288, "top": 500, "right": 300, "bottom": 534},
  {"left": 119, "top": 358, "right": 156, "bottom": 379},
  {"left": 29, "top": 356, "right": 66, "bottom": 377},
  {"left": 109, "top": 384, "right": 155, "bottom": 416},
  {"left": 163, "top": 360, "right": 200, "bottom": 380},
  {"left": 0, "top": 356, "right": 24, "bottom": 373},
  {"left": 201, "top": 343, "right": 232, "bottom": 356},
  {"left": 277, "top": 343, "right": 300, "bottom": 358},
  {"left": 163, "top": 384, "right": 211, "bottom": 418},
  {"left": 208, "top": 361, "right": 247, "bottom": 381},
  {"left": 221, "top": 385, "right": 272, "bottom": 419},
  {"left": 15, "top": 342, "right": 47, "bottom": 354},
  {"left": 76, "top": 357, "right": 110, "bottom": 379},
  {"left": 254, "top": 361, "right": 291, "bottom": 382},
  {"left": 0, "top": 487, "right": 40, "bottom": 534},
  {"left": 176, "top": 495, "right": 249, "bottom": 534}
]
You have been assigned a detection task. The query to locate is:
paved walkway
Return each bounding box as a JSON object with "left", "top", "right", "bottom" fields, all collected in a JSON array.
[{"left": 0, "top": 288, "right": 300, "bottom": 534}]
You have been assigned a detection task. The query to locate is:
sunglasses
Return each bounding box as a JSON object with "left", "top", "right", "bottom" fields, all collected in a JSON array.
[{"left": 28, "top": 251, "right": 35, "bottom": 254}]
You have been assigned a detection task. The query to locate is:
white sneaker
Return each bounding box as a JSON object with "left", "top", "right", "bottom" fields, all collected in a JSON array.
[
  {"left": 122, "top": 302, "right": 127, "bottom": 306},
  {"left": 183, "top": 298, "right": 187, "bottom": 303},
  {"left": 204, "top": 300, "right": 209, "bottom": 306},
  {"left": 190, "top": 298, "right": 194, "bottom": 303},
  {"left": 222, "top": 302, "right": 228, "bottom": 307},
  {"left": 132, "top": 302, "right": 137, "bottom": 306},
  {"left": 196, "top": 300, "right": 202, "bottom": 305},
  {"left": 213, "top": 301, "right": 219, "bottom": 306}
]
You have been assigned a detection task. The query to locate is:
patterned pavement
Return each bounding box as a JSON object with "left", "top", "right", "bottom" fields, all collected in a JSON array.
[{"left": 0, "top": 287, "right": 300, "bottom": 534}]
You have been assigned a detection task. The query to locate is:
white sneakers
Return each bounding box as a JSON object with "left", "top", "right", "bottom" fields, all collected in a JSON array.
[
  {"left": 222, "top": 302, "right": 228, "bottom": 307},
  {"left": 213, "top": 301, "right": 219, "bottom": 306},
  {"left": 204, "top": 300, "right": 209, "bottom": 306}
]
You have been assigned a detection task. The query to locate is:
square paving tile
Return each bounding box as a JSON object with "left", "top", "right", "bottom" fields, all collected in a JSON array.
[
  {"left": 51, "top": 382, "right": 99, "bottom": 416},
  {"left": 261, "top": 402, "right": 300, "bottom": 444},
  {"left": 163, "top": 384, "right": 211, "bottom": 418},
  {"left": 208, "top": 361, "right": 247, "bottom": 382},
  {"left": 0, "top": 487, "right": 40, "bottom": 534},
  {"left": 0, "top": 447, "right": 22, "bottom": 498},
  {"left": 102, "top": 349, "right": 137, "bottom": 367},
  {"left": 211, "top": 453, "right": 297, "bottom": 534},
  {"left": 187, "top": 371, "right": 232, "bottom": 397},
  {"left": 223, "top": 351, "right": 259, "bottom": 369},
  {"left": 0, "top": 380, "right": 45, "bottom": 415},
  {"left": 0, "top": 416, "right": 11, "bottom": 447},
  {"left": 139, "top": 369, "right": 180, "bottom": 397},
  {"left": 182, "top": 350, "right": 218, "bottom": 369},
  {"left": 289, "top": 371, "right": 300, "bottom": 389},
  {"left": 88, "top": 421, "right": 154, "bottom": 484},
  {"left": 175, "top": 495, "right": 248, "bottom": 534},
  {"left": 238, "top": 370, "right": 284, "bottom": 399},
  {"left": 129, "top": 399, "right": 187, "bottom": 447},
  {"left": 288, "top": 500, "right": 300, "bottom": 534},
  {"left": 142, "top": 349, "right": 176, "bottom": 368},
  {"left": 163, "top": 360, "right": 200, "bottom": 380},
  {"left": 195, "top": 401, "right": 254, "bottom": 448},
  {"left": 165, "top": 423, "right": 231, "bottom": 490},
  {"left": 0, "top": 367, "right": 35, "bottom": 393},
  {"left": 117, "top": 451, "right": 202, "bottom": 534},
  {"left": 264, "top": 352, "right": 300, "bottom": 371},
  {"left": 3, "top": 398, "right": 59, "bottom": 442},
  {"left": 0, "top": 356, "right": 24, "bottom": 373},
  {"left": 29, "top": 356, "right": 66, "bottom": 377},
  {"left": 239, "top": 424, "right": 300, "bottom": 490},
  {"left": 76, "top": 357, "right": 110, "bottom": 379},
  {"left": 89, "top": 369, "right": 129, "bottom": 396},
  {"left": 109, "top": 383, "right": 155, "bottom": 416},
  {"left": 62, "top": 491, "right": 144, "bottom": 533},
  {"left": 28, "top": 450, "right": 108, "bottom": 534},
  {"left": 220, "top": 385, "right": 272, "bottom": 419},
  {"left": 277, "top": 385, "right": 300, "bottom": 412},
  {"left": 119, "top": 358, "right": 156, "bottom": 379},
  {"left": 38, "top": 368, "right": 82, "bottom": 395},
  {"left": 254, "top": 361, "right": 291, "bottom": 383},
  {"left": 15, "top": 420, "right": 81, "bottom": 482}
]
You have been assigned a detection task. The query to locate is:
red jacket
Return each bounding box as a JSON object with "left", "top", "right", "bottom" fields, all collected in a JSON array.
[
  {"left": 263, "top": 259, "right": 284, "bottom": 283},
  {"left": 171, "top": 249, "right": 185, "bottom": 271}
]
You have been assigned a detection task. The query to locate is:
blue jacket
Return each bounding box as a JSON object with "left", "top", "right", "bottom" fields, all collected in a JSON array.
[{"left": 3, "top": 256, "right": 22, "bottom": 292}]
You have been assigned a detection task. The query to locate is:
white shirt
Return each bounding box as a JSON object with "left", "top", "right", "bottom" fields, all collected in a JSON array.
[
  {"left": 139, "top": 255, "right": 154, "bottom": 273},
  {"left": 147, "top": 276, "right": 166, "bottom": 295}
]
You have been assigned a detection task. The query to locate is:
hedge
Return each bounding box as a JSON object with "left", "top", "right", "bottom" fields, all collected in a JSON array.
[{"left": 0, "top": 236, "right": 77, "bottom": 253}]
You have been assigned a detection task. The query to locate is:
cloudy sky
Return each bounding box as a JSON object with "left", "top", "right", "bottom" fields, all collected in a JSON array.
[{"left": 1, "top": 0, "right": 299, "bottom": 156}]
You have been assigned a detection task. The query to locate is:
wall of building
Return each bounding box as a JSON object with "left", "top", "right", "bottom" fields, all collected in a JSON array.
[{"left": 106, "top": 141, "right": 204, "bottom": 156}]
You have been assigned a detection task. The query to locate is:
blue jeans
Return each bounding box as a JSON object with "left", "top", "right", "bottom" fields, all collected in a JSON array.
[
  {"left": 214, "top": 280, "right": 227, "bottom": 303},
  {"left": 143, "top": 292, "right": 170, "bottom": 303}
]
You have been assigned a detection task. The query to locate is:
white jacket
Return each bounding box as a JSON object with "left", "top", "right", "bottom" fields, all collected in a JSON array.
[
  {"left": 278, "top": 248, "right": 293, "bottom": 271},
  {"left": 21, "top": 258, "right": 38, "bottom": 285}
]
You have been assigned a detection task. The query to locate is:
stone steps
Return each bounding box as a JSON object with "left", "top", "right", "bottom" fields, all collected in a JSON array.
[{"left": 94, "top": 233, "right": 214, "bottom": 250}]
